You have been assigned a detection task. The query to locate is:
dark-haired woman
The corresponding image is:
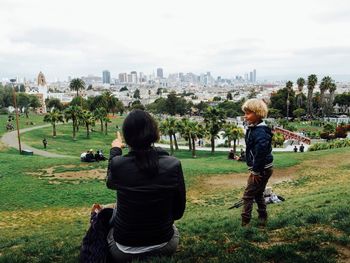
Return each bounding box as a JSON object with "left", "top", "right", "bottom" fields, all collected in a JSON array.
[{"left": 106, "top": 110, "right": 186, "bottom": 262}]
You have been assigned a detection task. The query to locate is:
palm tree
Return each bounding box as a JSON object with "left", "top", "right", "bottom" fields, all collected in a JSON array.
[
  {"left": 115, "top": 100, "right": 125, "bottom": 115},
  {"left": 187, "top": 120, "right": 198, "bottom": 158},
  {"left": 43, "top": 109, "right": 64, "bottom": 137},
  {"left": 159, "top": 117, "right": 177, "bottom": 155},
  {"left": 319, "top": 76, "right": 332, "bottom": 117},
  {"left": 223, "top": 123, "right": 244, "bottom": 155},
  {"left": 286, "top": 81, "right": 293, "bottom": 121},
  {"left": 103, "top": 116, "right": 112, "bottom": 135},
  {"left": 64, "top": 105, "right": 82, "bottom": 140},
  {"left": 328, "top": 83, "right": 337, "bottom": 115},
  {"left": 231, "top": 126, "right": 244, "bottom": 155},
  {"left": 80, "top": 110, "right": 95, "bottom": 138},
  {"left": 177, "top": 118, "right": 192, "bottom": 151},
  {"left": 101, "top": 91, "right": 118, "bottom": 114},
  {"left": 296, "top": 77, "right": 305, "bottom": 108},
  {"left": 307, "top": 74, "right": 318, "bottom": 118},
  {"left": 94, "top": 107, "right": 107, "bottom": 132},
  {"left": 69, "top": 78, "right": 85, "bottom": 97},
  {"left": 203, "top": 107, "right": 226, "bottom": 153}
]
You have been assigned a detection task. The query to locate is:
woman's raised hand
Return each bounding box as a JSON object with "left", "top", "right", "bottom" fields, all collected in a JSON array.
[{"left": 112, "top": 131, "right": 124, "bottom": 148}]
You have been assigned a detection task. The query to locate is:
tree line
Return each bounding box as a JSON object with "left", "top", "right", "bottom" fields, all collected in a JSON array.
[{"left": 269, "top": 75, "right": 349, "bottom": 119}]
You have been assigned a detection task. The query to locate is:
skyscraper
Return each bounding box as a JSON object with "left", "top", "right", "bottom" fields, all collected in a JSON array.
[
  {"left": 157, "top": 68, "right": 163, "bottom": 78},
  {"left": 249, "top": 72, "right": 253, "bottom": 82},
  {"left": 102, "top": 70, "right": 111, "bottom": 84},
  {"left": 119, "top": 73, "right": 127, "bottom": 83},
  {"left": 253, "top": 69, "right": 256, "bottom": 82},
  {"left": 131, "top": 71, "right": 138, "bottom": 83}
]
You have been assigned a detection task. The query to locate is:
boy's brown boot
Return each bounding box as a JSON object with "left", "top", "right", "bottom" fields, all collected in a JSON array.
[
  {"left": 241, "top": 218, "right": 250, "bottom": 227},
  {"left": 258, "top": 217, "right": 267, "bottom": 228}
]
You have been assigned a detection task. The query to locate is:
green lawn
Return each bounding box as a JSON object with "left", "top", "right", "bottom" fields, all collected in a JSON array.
[
  {"left": 20, "top": 116, "right": 124, "bottom": 156},
  {"left": 0, "top": 113, "right": 46, "bottom": 137},
  {"left": 1, "top": 123, "right": 350, "bottom": 262}
]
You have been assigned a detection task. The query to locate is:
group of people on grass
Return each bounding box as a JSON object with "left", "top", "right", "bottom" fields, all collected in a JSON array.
[
  {"left": 80, "top": 149, "right": 107, "bottom": 162},
  {"left": 80, "top": 99, "right": 275, "bottom": 262}
]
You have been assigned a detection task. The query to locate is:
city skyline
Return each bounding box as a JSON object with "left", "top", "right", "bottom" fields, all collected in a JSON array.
[{"left": 1, "top": 0, "right": 350, "bottom": 81}]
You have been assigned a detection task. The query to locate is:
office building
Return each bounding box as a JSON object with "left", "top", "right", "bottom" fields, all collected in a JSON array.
[
  {"left": 119, "top": 73, "right": 127, "bottom": 83},
  {"left": 102, "top": 70, "right": 111, "bottom": 84},
  {"left": 157, "top": 68, "right": 163, "bottom": 78}
]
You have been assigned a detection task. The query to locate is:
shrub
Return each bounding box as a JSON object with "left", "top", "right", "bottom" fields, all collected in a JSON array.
[
  {"left": 309, "top": 139, "right": 350, "bottom": 151},
  {"left": 335, "top": 126, "right": 347, "bottom": 138}
]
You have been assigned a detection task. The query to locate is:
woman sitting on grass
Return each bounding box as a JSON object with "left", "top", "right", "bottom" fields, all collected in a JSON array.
[{"left": 106, "top": 109, "right": 186, "bottom": 262}]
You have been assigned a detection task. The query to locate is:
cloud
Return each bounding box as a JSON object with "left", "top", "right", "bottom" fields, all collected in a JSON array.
[{"left": 10, "top": 28, "right": 88, "bottom": 49}]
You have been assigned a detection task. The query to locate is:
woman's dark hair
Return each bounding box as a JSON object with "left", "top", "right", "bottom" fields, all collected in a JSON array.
[{"left": 122, "top": 110, "right": 160, "bottom": 176}]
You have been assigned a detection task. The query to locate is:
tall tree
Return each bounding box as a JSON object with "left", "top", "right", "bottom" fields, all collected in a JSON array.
[
  {"left": 28, "top": 95, "right": 41, "bottom": 115},
  {"left": 327, "top": 83, "right": 337, "bottom": 115},
  {"left": 64, "top": 105, "right": 82, "bottom": 140},
  {"left": 69, "top": 78, "right": 85, "bottom": 97},
  {"left": 319, "top": 76, "right": 332, "bottom": 117},
  {"left": 307, "top": 74, "right": 318, "bottom": 118},
  {"left": 159, "top": 117, "right": 177, "bottom": 155},
  {"left": 286, "top": 81, "right": 293, "bottom": 121},
  {"left": 165, "top": 92, "right": 178, "bottom": 115},
  {"left": 296, "top": 77, "right": 305, "bottom": 108},
  {"left": 115, "top": 100, "right": 125, "bottom": 115},
  {"left": 177, "top": 117, "right": 192, "bottom": 151},
  {"left": 133, "top": 89, "right": 141, "bottom": 99},
  {"left": 103, "top": 116, "right": 111, "bottom": 135},
  {"left": 223, "top": 123, "right": 244, "bottom": 155},
  {"left": 46, "top": 98, "right": 64, "bottom": 111},
  {"left": 43, "top": 109, "right": 64, "bottom": 137},
  {"left": 94, "top": 107, "right": 107, "bottom": 132},
  {"left": 80, "top": 110, "right": 95, "bottom": 138},
  {"left": 203, "top": 107, "right": 226, "bottom": 153},
  {"left": 188, "top": 120, "right": 205, "bottom": 158}
]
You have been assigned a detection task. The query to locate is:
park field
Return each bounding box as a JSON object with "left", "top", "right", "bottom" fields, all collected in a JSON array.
[{"left": 0, "top": 115, "right": 349, "bottom": 263}]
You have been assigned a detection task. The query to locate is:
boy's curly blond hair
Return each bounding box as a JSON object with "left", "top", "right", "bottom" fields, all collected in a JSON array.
[{"left": 241, "top": 99, "right": 268, "bottom": 119}]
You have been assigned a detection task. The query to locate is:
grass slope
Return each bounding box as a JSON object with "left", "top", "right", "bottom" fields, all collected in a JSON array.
[{"left": 0, "top": 139, "right": 349, "bottom": 262}]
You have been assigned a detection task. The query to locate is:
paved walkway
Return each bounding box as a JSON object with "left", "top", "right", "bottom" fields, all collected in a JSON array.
[
  {"left": 155, "top": 143, "right": 309, "bottom": 152},
  {"left": 1, "top": 124, "right": 73, "bottom": 158},
  {"left": 1, "top": 124, "right": 308, "bottom": 158}
]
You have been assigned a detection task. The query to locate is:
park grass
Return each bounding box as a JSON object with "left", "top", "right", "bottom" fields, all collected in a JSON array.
[
  {"left": 20, "top": 116, "right": 124, "bottom": 156},
  {"left": 0, "top": 114, "right": 45, "bottom": 137},
  {"left": 0, "top": 141, "right": 350, "bottom": 262}
]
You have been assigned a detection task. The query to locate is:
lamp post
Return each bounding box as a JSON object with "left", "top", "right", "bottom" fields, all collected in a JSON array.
[{"left": 10, "top": 79, "right": 22, "bottom": 154}]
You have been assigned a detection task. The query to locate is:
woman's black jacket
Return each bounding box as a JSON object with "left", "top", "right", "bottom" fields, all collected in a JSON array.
[{"left": 106, "top": 147, "right": 186, "bottom": 247}]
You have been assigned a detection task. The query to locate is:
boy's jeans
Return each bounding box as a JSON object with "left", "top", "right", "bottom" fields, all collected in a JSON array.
[{"left": 241, "top": 168, "right": 273, "bottom": 223}]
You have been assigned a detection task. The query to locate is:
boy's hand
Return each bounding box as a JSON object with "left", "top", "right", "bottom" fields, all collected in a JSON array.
[{"left": 111, "top": 131, "right": 124, "bottom": 148}]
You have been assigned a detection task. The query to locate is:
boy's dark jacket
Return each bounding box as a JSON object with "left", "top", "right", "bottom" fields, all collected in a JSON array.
[{"left": 245, "top": 121, "right": 273, "bottom": 176}]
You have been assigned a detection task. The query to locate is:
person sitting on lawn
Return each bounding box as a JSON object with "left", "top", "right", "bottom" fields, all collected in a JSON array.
[
  {"left": 238, "top": 149, "right": 246, "bottom": 162},
  {"left": 85, "top": 149, "right": 95, "bottom": 162},
  {"left": 106, "top": 109, "right": 186, "bottom": 262},
  {"left": 228, "top": 149, "right": 235, "bottom": 160},
  {"left": 95, "top": 150, "right": 107, "bottom": 161}
]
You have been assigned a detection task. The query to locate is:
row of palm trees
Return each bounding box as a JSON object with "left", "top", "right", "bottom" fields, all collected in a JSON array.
[
  {"left": 43, "top": 78, "right": 125, "bottom": 139},
  {"left": 159, "top": 107, "right": 244, "bottom": 158},
  {"left": 43, "top": 105, "right": 111, "bottom": 139},
  {"left": 292, "top": 75, "right": 337, "bottom": 118}
]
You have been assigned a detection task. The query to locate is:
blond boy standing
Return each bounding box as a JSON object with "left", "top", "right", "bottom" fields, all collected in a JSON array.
[{"left": 241, "top": 99, "right": 273, "bottom": 227}]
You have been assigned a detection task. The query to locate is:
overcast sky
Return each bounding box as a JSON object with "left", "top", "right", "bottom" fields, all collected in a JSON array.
[{"left": 1, "top": 0, "right": 350, "bottom": 81}]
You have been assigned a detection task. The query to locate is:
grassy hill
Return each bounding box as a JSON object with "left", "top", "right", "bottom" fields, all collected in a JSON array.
[{"left": 0, "top": 116, "right": 349, "bottom": 262}]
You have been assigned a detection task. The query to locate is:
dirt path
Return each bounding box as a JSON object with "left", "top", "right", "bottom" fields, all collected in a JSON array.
[
  {"left": 187, "top": 151, "right": 350, "bottom": 202},
  {"left": 0, "top": 124, "right": 73, "bottom": 158},
  {"left": 187, "top": 166, "right": 298, "bottom": 202}
]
